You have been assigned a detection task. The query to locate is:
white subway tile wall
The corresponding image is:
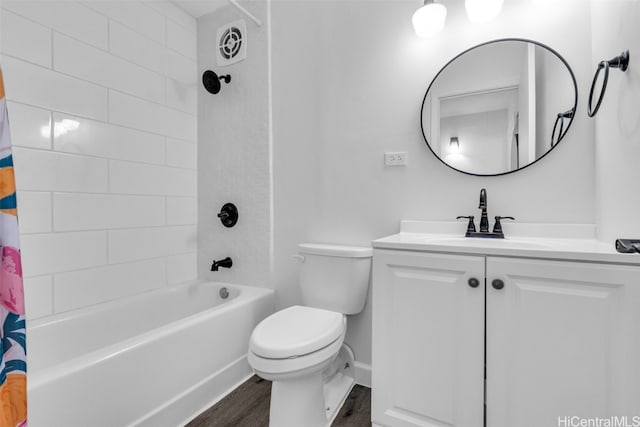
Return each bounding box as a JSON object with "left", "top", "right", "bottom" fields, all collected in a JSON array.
[
  {"left": 2, "top": 55, "right": 109, "bottom": 121},
  {"left": 167, "top": 252, "right": 197, "bottom": 285},
  {"left": 13, "top": 192, "right": 52, "bottom": 234},
  {"left": 4, "top": 102, "right": 51, "bottom": 150},
  {"left": 0, "top": 0, "right": 198, "bottom": 320},
  {"left": 0, "top": 10, "right": 52, "bottom": 68},
  {"left": 54, "top": 258, "right": 167, "bottom": 312},
  {"left": 167, "top": 196, "right": 198, "bottom": 225},
  {"left": 23, "top": 276, "right": 54, "bottom": 320}
]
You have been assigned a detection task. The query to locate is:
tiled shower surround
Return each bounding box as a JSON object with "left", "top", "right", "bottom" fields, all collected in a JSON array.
[{"left": 0, "top": 1, "right": 198, "bottom": 320}]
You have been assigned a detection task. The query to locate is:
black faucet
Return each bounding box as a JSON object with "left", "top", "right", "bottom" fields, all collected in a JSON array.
[
  {"left": 457, "top": 189, "right": 514, "bottom": 238},
  {"left": 479, "top": 188, "right": 489, "bottom": 232},
  {"left": 211, "top": 257, "right": 233, "bottom": 271}
]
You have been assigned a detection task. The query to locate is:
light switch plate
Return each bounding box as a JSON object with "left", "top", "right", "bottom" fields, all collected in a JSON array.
[{"left": 384, "top": 151, "right": 407, "bottom": 166}]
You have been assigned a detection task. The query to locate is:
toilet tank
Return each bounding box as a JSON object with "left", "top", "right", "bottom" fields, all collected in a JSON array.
[{"left": 298, "top": 243, "right": 372, "bottom": 315}]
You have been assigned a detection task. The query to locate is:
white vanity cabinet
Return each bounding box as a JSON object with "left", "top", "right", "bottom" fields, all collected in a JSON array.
[
  {"left": 372, "top": 250, "right": 486, "bottom": 427},
  {"left": 372, "top": 248, "right": 640, "bottom": 427}
]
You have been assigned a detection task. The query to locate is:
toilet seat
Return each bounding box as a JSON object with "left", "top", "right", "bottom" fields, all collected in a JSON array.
[
  {"left": 250, "top": 305, "right": 345, "bottom": 359},
  {"left": 248, "top": 332, "right": 345, "bottom": 379}
]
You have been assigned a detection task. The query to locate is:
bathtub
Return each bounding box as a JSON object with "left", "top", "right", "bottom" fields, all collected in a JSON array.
[{"left": 27, "top": 281, "right": 274, "bottom": 427}]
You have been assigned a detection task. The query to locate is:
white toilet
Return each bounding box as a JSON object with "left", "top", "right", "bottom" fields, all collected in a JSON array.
[{"left": 248, "top": 243, "right": 372, "bottom": 427}]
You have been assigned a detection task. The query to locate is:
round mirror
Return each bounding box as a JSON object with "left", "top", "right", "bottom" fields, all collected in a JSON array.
[{"left": 421, "top": 39, "right": 577, "bottom": 176}]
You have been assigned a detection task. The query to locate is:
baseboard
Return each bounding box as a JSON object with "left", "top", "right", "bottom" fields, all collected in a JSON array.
[{"left": 354, "top": 361, "right": 371, "bottom": 388}]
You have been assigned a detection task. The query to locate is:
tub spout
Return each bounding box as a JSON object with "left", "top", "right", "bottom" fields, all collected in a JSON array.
[{"left": 211, "top": 257, "right": 233, "bottom": 271}]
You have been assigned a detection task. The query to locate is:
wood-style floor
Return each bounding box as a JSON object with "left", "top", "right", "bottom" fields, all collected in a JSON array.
[{"left": 186, "top": 375, "right": 371, "bottom": 427}]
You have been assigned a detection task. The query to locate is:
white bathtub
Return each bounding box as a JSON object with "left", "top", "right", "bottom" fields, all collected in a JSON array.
[{"left": 27, "top": 281, "right": 274, "bottom": 427}]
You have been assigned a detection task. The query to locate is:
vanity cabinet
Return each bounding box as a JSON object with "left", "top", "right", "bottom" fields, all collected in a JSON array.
[
  {"left": 372, "top": 249, "right": 640, "bottom": 427},
  {"left": 372, "top": 250, "right": 485, "bottom": 427}
]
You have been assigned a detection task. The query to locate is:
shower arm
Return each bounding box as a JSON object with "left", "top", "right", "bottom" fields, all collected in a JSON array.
[{"left": 228, "top": 0, "right": 262, "bottom": 27}]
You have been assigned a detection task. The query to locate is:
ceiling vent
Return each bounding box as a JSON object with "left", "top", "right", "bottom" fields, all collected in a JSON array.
[{"left": 216, "top": 20, "right": 247, "bottom": 66}]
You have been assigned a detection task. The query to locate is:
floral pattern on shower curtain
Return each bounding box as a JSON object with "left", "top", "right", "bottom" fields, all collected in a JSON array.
[{"left": 0, "top": 68, "right": 28, "bottom": 427}]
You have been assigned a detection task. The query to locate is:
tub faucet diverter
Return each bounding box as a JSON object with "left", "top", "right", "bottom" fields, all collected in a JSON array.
[
  {"left": 211, "top": 257, "right": 233, "bottom": 271},
  {"left": 457, "top": 189, "right": 514, "bottom": 238}
]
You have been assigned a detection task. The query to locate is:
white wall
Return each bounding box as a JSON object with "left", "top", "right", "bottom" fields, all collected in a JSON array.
[
  {"left": 197, "top": 2, "right": 272, "bottom": 288},
  {"left": 271, "top": 0, "right": 326, "bottom": 310},
  {"left": 592, "top": 0, "right": 640, "bottom": 242},
  {"left": 0, "top": 1, "right": 198, "bottom": 320},
  {"left": 271, "top": 0, "right": 596, "bottom": 366}
]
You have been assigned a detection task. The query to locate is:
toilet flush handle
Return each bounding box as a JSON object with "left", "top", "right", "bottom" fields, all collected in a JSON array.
[{"left": 292, "top": 254, "right": 305, "bottom": 263}]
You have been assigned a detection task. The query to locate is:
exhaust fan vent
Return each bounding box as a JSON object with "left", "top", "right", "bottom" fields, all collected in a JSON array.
[{"left": 216, "top": 20, "right": 247, "bottom": 66}]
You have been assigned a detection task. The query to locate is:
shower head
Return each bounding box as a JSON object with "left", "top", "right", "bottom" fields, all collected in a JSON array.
[{"left": 202, "top": 70, "right": 231, "bottom": 94}]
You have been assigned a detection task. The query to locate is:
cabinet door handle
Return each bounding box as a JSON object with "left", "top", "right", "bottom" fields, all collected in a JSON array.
[
  {"left": 468, "top": 278, "right": 480, "bottom": 288},
  {"left": 492, "top": 279, "right": 505, "bottom": 290}
]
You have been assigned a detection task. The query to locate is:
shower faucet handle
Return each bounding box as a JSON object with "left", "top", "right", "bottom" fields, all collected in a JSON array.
[{"left": 217, "top": 203, "right": 238, "bottom": 228}]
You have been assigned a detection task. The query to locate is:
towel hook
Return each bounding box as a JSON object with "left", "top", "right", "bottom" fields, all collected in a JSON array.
[{"left": 588, "top": 50, "right": 630, "bottom": 117}]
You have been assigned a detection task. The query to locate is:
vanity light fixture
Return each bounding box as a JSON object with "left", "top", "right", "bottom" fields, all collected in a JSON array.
[
  {"left": 412, "top": 0, "right": 447, "bottom": 38},
  {"left": 465, "top": 0, "right": 504, "bottom": 22},
  {"left": 450, "top": 136, "right": 460, "bottom": 152}
]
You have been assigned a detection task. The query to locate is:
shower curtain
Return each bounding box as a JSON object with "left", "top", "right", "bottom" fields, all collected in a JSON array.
[{"left": 0, "top": 68, "right": 28, "bottom": 427}]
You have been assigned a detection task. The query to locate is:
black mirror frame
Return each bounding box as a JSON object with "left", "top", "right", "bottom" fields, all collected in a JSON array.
[{"left": 420, "top": 38, "right": 578, "bottom": 177}]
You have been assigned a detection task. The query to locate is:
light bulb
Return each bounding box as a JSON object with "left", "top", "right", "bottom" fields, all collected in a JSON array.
[
  {"left": 449, "top": 137, "right": 460, "bottom": 154},
  {"left": 465, "top": 0, "right": 504, "bottom": 23},
  {"left": 412, "top": 1, "right": 447, "bottom": 38}
]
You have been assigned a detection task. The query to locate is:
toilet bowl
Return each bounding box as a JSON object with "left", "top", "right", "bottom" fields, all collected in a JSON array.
[
  {"left": 248, "top": 306, "right": 353, "bottom": 427},
  {"left": 248, "top": 243, "right": 372, "bottom": 427},
  {"left": 248, "top": 306, "right": 355, "bottom": 427}
]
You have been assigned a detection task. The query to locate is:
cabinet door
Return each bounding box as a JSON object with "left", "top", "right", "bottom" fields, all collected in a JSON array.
[
  {"left": 487, "top": 257, "right": 640, "bottom": 427},
  {"left": 372, "top": 250, "right": 485, "bottom": 427}
]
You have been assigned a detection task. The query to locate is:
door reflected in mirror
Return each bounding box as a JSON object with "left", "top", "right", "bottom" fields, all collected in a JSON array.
[{"left": 421, "top": 39, "right": 577, "bottom": 176}]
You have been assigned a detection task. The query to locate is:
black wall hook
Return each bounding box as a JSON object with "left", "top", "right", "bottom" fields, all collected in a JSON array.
[
  {"left": 588, "top": 50, "right": 630, "bottom": 117},
  {"left": 202, "top": 70, "right": 231, "bottom": 94}
]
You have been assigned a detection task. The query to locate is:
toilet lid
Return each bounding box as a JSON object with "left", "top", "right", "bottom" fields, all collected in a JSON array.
[{"left": 250, "top": 305, "right": 345, "bottom": 359}]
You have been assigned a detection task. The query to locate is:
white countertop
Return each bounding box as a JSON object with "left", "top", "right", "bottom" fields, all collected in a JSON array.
[{"left": 373, "top": 221, "right": 640, "bottom": 265}]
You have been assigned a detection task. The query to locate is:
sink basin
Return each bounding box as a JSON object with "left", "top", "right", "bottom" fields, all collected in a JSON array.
[{"left": 424, "top": 237, "right": 551, "bottom": 250}]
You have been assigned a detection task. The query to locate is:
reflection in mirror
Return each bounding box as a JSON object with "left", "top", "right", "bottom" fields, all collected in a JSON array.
[{"left": 421, "top": 39, "right": 577, "bottom": 176}]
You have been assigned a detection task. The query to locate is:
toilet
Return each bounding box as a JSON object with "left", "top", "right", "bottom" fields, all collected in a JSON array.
[{"left": 248, "top": 243, "right": 372, "bottom": 427}]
